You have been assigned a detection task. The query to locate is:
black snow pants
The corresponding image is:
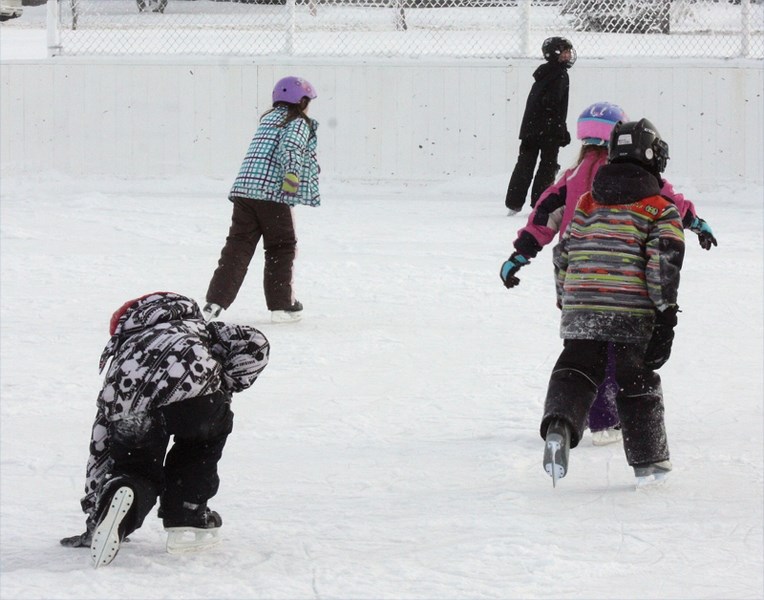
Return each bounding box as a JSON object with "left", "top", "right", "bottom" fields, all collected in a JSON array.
[
  {"left": 505, "top": 138, "right": 561, "bottom": 211},
  {"left": 104, "top": 390, "right": 234, "bottom": 536},
  {"left": 206, "top": 196, "right": 297, "bottom": 311},
  {"left": 539, "top": 339, "right": 669, "bottom": 467}
]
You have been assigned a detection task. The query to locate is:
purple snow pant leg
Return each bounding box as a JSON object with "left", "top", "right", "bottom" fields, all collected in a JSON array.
[{"left": 587, "top": 342, "right": 621, "bottom": 432}]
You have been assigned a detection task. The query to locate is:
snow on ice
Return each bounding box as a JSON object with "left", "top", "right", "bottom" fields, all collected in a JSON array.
[{"left": 0, "top": 172, "right": 761, "bottom": 599}]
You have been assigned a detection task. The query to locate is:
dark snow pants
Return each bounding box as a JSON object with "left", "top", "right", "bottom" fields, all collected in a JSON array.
[
  {"left": 505, "top": 138, "right": 561, "bottom": 211},
  {"left": 540, "top": 339, "right": 669, "bottom": 467},
  {"left": 105, "top": 390, "right": 234, "bottom": 535},
  {"left": 206, "top": 196, "right": 297, "bottom": 311}
]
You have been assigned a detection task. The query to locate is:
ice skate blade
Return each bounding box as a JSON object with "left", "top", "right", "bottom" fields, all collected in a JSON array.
[
  {"left": 91, "top": 486, "right": 134, "bottom": 569},
  {"left": 165, "top": 527, "right": 221, "bottom": 554},
  {"left": 543, "top": 435, "right": 566, "bottom": 487}
]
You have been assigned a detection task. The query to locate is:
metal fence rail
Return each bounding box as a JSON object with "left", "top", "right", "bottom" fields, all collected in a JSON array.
[{"left": 48, "top": 0, "right": 764, "bottom": 58}]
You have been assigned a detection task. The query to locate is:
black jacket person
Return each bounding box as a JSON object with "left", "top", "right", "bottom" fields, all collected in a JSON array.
[{"left": 505, "top": 37, "right": 574, "bottom": 214}]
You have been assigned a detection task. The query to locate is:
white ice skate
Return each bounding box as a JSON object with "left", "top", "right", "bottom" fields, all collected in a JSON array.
[
  {"left": 202, "top": 303, "right": 222, "bottom": 322},
  {"left": 163, "top": 505, "right": 223, "bottom": 554},
  {"left": 90, "top": 486, "right": 135, "bottom": 569},
  {"left": 634, "top": 460, "right": 672, "bottom": 489},
  {"left": 591, "top": 427, "right": 622, "bottom": 446},
  {"left": 271, "top": 300, "right": 303, "bottom": 323},
  {"left": 165, "top": 527, "right": 221, "bottom": 554}
]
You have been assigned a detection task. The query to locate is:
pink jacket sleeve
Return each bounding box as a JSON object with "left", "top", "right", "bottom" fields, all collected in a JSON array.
[
  {"left": 660, "top": 178, "right": 698, "bottom": 228},
  {"left": 512, "top": 170, "right": 572, "bottom": 259},
  {"left": 512, "top": 152, "right": 604, "bottom": 259}
]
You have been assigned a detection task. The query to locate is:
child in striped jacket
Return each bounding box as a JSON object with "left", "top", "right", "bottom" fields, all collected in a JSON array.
[
  {"left": 500, "top": 102, "right": 717, "bottom": 445},
  {"left": 540, "top": 118, "right": 684, "bottom": 488},
  {"left": 204, "top": 76, "right": 320, "bottom": 324}
]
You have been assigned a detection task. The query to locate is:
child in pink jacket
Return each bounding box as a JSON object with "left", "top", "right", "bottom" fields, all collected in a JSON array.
[{"left": 500, "top": 102, "right": 717, "bottom": 445}]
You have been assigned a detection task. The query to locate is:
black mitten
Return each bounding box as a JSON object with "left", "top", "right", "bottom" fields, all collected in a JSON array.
[{"left": 644, "top": 306, "right": 679, "bottom": 370}]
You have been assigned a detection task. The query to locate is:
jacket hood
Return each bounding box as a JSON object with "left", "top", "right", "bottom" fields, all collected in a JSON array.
[
  {"left": 533, "top": 61, "right": 564, "bottom": 81},
  {"left": 109, "top": 292, "right": 202, "bottom": 337},
  {"left": 269, "top": 104, "right": 320, "bottom": 132},
  {"left": 100, "top": 292, "right": 204, "bottom": 372},
  {"left": 591, "top": 162, "right": 662, "bottom": 206}
]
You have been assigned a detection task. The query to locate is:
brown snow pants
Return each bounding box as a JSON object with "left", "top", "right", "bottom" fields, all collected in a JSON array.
[{"left": 206, "top": 196, "right": 297, "bottom": 311}]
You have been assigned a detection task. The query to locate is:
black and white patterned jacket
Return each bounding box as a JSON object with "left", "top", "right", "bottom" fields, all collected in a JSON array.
[{"left": 80, "top": 292, "right": 269, "bottom": 520}]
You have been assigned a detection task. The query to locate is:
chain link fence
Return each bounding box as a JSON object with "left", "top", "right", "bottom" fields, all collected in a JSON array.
[{"left": 48, "top": 0, "right": 764, "bottom": 58}]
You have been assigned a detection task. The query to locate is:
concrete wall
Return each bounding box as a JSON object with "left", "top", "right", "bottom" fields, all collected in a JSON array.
[{"left": 1, "top": 58, "right": 762, "bottom": 184}]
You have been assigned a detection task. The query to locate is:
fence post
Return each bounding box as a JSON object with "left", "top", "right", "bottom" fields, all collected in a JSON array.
[
  {"left": 741, "top": 0, "right": 751, "bottom": 57},
  {"left": 393, "top": 0, "right": 407, "bottom": 31},
  {"left": 46, "top": 0, "right": 61, "bottom": 57},
  {"left": 520, "top": 0, "right": 531, "bottom": 57},
  {"left": 285, "top": 0, "right": 296, "bottom": 55}
]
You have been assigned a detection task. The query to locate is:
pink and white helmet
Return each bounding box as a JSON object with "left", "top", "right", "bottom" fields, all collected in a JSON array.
[
  {"left": 577, "top": 102, "right": 628, "bottom": 146},
  {"left": 272, "top": 76, "right": 318, "bottom": 105}
]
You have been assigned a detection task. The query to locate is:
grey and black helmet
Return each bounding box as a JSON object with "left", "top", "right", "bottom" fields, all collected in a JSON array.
[{"left": 608, "top": 118, "right": 670, "bottom": 174}]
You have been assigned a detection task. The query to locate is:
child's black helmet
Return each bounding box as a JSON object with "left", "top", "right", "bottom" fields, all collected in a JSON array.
[
  {"left": 608, "top": 118, "right": 670, "bottom": 174},
  {"left": 542, "top": 37, "right": 575, "bottom": 66}
]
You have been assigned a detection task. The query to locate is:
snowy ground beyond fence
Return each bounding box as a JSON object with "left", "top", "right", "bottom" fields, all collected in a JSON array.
[
  {"left": 47, "top": 0, "right": 764, "bottom": 58},
  {"left": 0, "top": 173, "right": 762, "bottom": 599},
  {"left": 2, "top": 2, "right": 764, "bottom": 57}
]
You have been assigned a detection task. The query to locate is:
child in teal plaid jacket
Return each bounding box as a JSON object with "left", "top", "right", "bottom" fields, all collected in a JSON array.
[{"left": 205, "top": 76, "right": 320, "bottom": 324}]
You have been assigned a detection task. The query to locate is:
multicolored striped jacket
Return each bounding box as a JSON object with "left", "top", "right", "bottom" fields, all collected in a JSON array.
[
  {"left": 229, "top": 105, "right": 320, "bottom": 207},
  {"left": 553, "top": 162, "right": 685, "bottom": 344}
]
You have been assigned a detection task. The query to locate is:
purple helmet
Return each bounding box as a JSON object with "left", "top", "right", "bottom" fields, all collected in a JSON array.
[
  {"left": 272, "top": 76, "right": 318, "bottom": 105},
  {"left": 577, "top": 102, "right": 628, "bottom": 146}
]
